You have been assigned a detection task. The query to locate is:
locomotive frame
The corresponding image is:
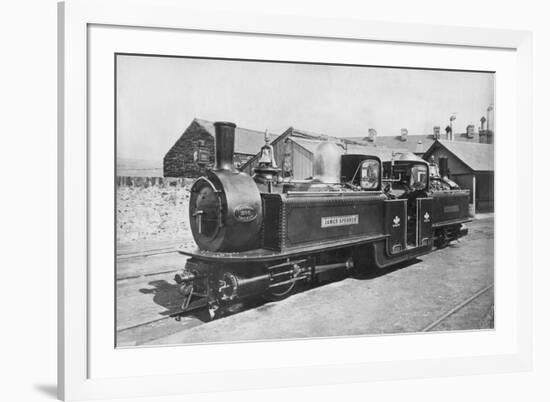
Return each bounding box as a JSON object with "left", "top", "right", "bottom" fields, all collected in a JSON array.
[{"left": 173, "top": 122, "right": 472, "bottom": 319}]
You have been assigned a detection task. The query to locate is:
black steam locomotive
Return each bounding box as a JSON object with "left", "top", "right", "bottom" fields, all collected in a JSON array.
[{"left": 174, "top": 122, "right": 470, "bottom": 319}]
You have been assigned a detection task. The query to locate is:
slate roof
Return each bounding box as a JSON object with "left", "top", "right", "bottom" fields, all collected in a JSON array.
[
  {"left": 290, "top": 137, "right": 407, "bottom": 162},
  {"left": 240, "top": 125, "right": 489, "bottom": 173},
  {"left": 345, "top": 144, "right": 409, "bottom": 161},
  {"left": 424, "top": 140, "right": 494, "bottom": 172},
  {"left": 343, "top": 132, "right": 484, "bottom": 154},
  {"left": 193, "top": 118, "right": 278, "bottom": 155}
]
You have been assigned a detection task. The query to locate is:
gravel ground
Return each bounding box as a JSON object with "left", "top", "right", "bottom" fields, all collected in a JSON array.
[{"left": 117, "top": 185, "right": 191, "bottom": 244}]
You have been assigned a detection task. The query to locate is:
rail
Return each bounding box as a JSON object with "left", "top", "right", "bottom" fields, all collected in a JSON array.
[{"left": 421, "top": 283, "right": 494, "bottom": 332}]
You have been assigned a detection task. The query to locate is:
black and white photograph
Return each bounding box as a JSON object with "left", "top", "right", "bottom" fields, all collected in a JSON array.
[
  {"left": 5, "top": 0, "right": 548, "bottom": 400},
  {"left": 115, "top": 54, "right": 495, "bottom": 347}
]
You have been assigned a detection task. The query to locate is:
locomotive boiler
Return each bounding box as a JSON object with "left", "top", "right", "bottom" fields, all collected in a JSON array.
[{"left": 173, "top": 121, "right": 470, "bottom": 318}]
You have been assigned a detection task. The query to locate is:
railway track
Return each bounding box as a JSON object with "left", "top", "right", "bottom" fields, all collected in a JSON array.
[
  {"left": 118, "top": 280, "right": 495, "bottom": 346},
  {"left": 117, "top": 248, "right": 178, "bottom": 260},
  {"left": 116, "top": 236, "right": 494, "bottom": 346},
  {"left": 421, "top": 283, "right": 494, "bottom": 332},
  {"left": 116, "top": 240, "right": 196, "bottom": 260}
]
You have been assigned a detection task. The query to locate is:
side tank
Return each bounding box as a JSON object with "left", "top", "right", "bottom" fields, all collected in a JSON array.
[{"left": 188, "top": 122, "right": 262, "bottom": 252}]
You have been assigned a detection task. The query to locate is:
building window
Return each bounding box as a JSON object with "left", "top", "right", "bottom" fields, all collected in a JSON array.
[
  {"left": 197, "top": 139, "right": 206, "bottom": 147},
  {"left": 197, "top": 149, "right": 210, "bottom": 164}
]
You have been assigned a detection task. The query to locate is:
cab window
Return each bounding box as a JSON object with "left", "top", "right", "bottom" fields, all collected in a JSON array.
[
  {"left": 360, "top": 159, "right": 380, "bottom": 189},
  {"left": 410, "top": 164, "right": 428, "bottom": 190}
]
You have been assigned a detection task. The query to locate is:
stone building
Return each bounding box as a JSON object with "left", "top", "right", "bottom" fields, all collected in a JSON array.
[{"left": 163, "top": 118, "right": 276, "bottom": 178}]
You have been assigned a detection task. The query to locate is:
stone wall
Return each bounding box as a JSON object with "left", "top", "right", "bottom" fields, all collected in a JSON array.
[
  {"left": 163, "top": 120, "right": 255, "bottom": 177},
  {"left": 163, "top": 120, "right": 215, "bottom": 178},
  {"left": 117, "top": 184, "right": 191, "bottom": 244}
]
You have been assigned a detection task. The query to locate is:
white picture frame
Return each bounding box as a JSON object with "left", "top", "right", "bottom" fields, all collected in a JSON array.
[{"left": 58, "top": 0, "right": 533, "bottom": 400}]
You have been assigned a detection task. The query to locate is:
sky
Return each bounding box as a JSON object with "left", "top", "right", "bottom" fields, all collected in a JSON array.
[{"left": 116, "top": 55, "right": 494, "bottom": 162}]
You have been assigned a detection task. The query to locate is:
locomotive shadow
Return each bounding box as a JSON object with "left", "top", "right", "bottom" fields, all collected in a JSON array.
[
  {"left": 137, "top": 280, "right": 214, "bottom": 322},
  {"left": 138, "top": 258, "right": 422, "bottom": 322},
  {"left": 138, "top": 280, "right": 262, "bottom": 322},
  {"left": 139, "top": 280, "right": 185, "bottom": 317},
  {"left": 353, "top": 258, "right": 422, "bottom": 280},
  {"left": 238, "top": 259, "right": 423, "bottom": 317}
]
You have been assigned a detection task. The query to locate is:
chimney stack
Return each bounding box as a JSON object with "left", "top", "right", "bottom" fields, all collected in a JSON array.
[
  {"left": 486, "top": 105, "right": 494, "bottom": 133},
  {"left": 466, "top": 124, "right": 475, "bottom": 139},
  {"left": 368, "top": 128, "right": 377, "bottom": 143},
  {"left": 449, "top": 115, "right": 456, "bottom": 141},
  {"left": 213, "top": 121, "right": 237, "bottom": 172},
  {"left": 433, "top": 126, "right": 441, "bottom": 139},
  {"left": 445, "top": 125, "right": 452, "bottom": 141}
]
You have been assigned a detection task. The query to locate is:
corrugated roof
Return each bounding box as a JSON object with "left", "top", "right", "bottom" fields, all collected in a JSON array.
[
  {"left": 282, "top": 127, "right": 343, "bottom": 143},
  {"left": 289, "top": 137, "right": 323, "bottom": 153},
  {"left": 194, "top": 118, "right": 278, "bottom": 155},
  {"left": 425, "top": 140, "right": 494, "bottom": 171}
]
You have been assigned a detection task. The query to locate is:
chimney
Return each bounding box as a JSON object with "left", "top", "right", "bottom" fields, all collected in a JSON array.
[
  {"left": 445, "top": 125, "right": 452, "bottom": 140},
  {"left": 466, "top": 124, "right": 475, "bottom": 139},
  {"left": 433, "top": 126, "right": 441, "bottom": 139},
  {"left": 213, "top": 121, "right": 237, "bottom": 172},
  {"left": 400, "top": 128, "right": 408, "bottom": 142},
  {"left": 480, "top": 116, "right": 486, "bottom": 131},
  {"left": 449, "top": 115, "right": 456, "bottom": 141},
  {"left": 486, "top": 105, "right": 494, "bottom": 133},
  {"left": 479, "top": 131, "right": 487, "bottom": 144},
  {"left": 368, "top": 128, "right": 377, "bottom": 143},
  {"left": 486, "top": 106, "right": 494, "bottom": 145}
]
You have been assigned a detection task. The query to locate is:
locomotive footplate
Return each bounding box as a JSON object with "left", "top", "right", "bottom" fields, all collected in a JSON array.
[
  {"left": 171, "top": 240, "right": 368, "bottom": 319},
  {"left": 178, "top": 233, "right": 388, "bottom": 263}
]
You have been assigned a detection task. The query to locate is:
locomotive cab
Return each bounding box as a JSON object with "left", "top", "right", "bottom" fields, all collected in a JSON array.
[
  {"left": 383, "top": 154, "right": 431, "bottom": 247},
  {"left": 383, "top": 157, "right": 429, "bottom": 199}
]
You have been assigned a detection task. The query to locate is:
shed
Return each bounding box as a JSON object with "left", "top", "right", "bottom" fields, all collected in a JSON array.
[
  {"left": 423, "top": 140, "right": 494, "bottom": 212},
  {"left": 240, "top": 127, "right": 337, "bottom": 179},
  {"left": 241, "top": 127, "right": 406, "bottom": 180},
  {"left": 163, "top": 118, "right": 277, "bottom": 177}
]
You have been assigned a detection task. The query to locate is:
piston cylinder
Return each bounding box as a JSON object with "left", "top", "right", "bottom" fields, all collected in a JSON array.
[{"left": 218, "top": 272, "right": 271, "bottom": 301}]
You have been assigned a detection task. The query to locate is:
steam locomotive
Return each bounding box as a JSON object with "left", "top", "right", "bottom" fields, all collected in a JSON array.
[{"left": 173, "top": 121, "right": 470, "bottom": 319}]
